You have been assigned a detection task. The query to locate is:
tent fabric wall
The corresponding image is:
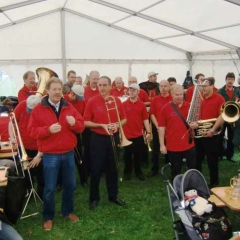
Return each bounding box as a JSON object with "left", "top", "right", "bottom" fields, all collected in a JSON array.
[{"left": 0, "top": 0, "right": 240, "bottom": 96}]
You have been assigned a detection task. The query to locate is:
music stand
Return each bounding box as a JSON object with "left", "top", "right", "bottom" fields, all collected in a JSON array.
[{"left": 21, "top": 165, "right": 42, "bottom": 219}]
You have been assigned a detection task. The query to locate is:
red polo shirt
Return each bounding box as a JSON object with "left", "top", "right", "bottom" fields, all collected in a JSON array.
[
  {"left": 122, "top": 99, "right": 148, "bottom": 139},
  {"left": 186, "top": 85, "right": 218, "bottom": 103},
  {"left": 84, "top": 95, "right": 126, "bottom": 135},
  {"left": 110, "top": 86, "right": 128, "bottom": 97},
  {"left": 64, "top": 94, "right": 86, "bottom": 116},
  {"left": 185, "top": 86, "right": 194, "bottom": 102},
  {"left": 84, "top": 86, "right": 99, "bottom": 103},
  {"left": 226, "top": 87, "right": 234, "bottom": 101},
  {"left": 0, "top": 116, "right": 10, "bottom": 142},
  {"left": 18, "top": 84, "right": 37, "bottom": 103},
  {"left": 199, "top": 93, "right": 225, "bottom": 120},
  {"left": 138, "top": 89, "right": 150, "bottom": 103},
  {"left": 158, "top": 101, "right": 194, "bottom": 151},
  {"left": 14, "top": 100, "right": 38, "bottom": 150},
  {"left": 149, "top": 94, "right": 172, "bottom": 121}
]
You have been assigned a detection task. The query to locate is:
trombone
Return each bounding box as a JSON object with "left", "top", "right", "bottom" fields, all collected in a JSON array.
[
  {"left": 105, "top": 96, "right": 132, "bottom": 181},
  {"left": 105, "top": 96, "right": 132, "bottom": 148},
  {"left": 9, "top": 112, "right": 32, "bottom": 176}
]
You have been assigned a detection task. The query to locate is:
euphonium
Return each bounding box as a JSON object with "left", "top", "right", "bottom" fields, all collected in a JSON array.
[
  {"left": 187, "top": 84, "right": 220, "bottom": 137},
  {"left": 221, "top": 101, "right": 240, "bottom": 123},
  {"left": 36, "top": 67, "right": 58, "bottom": 97}
]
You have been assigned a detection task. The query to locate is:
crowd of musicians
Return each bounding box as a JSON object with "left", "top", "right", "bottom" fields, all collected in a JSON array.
[{"left": 0, "top": 69, "right": 239, "bottom": 237}]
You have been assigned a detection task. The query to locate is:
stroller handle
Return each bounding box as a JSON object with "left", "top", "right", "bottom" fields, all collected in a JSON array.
[{"left": 161, "top": 163, "right": 171, "bottom": 181}]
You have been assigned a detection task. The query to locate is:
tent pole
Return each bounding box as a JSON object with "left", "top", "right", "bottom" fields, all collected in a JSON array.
[{"left": 61, "top": 10, "right": 67, "bottom": 83}]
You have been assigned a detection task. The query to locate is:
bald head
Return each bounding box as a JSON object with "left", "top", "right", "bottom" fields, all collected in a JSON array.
[
  {"left": 89, "top": 70, "right": 100, "bottom": 88},
  {"left": 115, "top": 77, "right": 123, "bottom": 89},
  {"left": 171, "top": 84, "right": 183, "bottom": 94},
  {"left": 159, "top": 80, "right": 170, "bottom": 96},
  {"left": 128, "top": 76, "right": 138, "bottom": 86}
]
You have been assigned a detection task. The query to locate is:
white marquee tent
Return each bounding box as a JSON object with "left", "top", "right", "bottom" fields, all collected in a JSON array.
[{"left": 0, "top": 0, "right": 240, "bottom": 96}]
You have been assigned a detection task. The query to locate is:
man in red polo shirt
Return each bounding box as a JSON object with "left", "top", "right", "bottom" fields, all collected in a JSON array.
[
  {"left": 64, "top": 85, "right": 87, "bottom": 187},
  {"left": 122, "top": 83, "right": 150, "bottom": 181},
  {"left": 110, "top": 77, "right": 128, "bottom": 97},
  {"left": 185, "top": 73, "right": 205, "bottom": 103},
  {"left": 83, "top": 70, "right": 100, "bottom": 178},
  {"left": 217, "top": 72, "right": 240, "bottom": 162},
  {"left": 128, "top": 77, "right": 150, "bottom": 106},
  {"left": 84, "top": 71, "right": 100, "bottom": 103},
  {"left": 18, "top": 71, "right": 37, "bottom": 102},
  {"left": 128, "top": 76, "right": 150, "bottom": 167},
  {"left": 148, "top": 80, "right": 172, "bottom": 177},
  {"left": 158, "top": 84, "right": 197, "bottom": 179},
  {"left": 10, "top": 95, "right": 44, "bottom": 199},
  {"left": 84, "top": 76, "right": 126, "bottom": 210},
  {"left": 195, "top": 78, "right": 225, "bottom": 187}
]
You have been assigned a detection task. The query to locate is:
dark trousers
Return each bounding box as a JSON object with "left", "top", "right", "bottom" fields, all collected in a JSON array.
[
  {"left": 219, "top": 122, "right": 234, "bottom": 159},
  {"left": 25, "top": 149, "right": 44, "bottom": 200},
  {"left": 74, "top": 134, "right": 88, "bottom": 184},
  {"left": 151, "top": 125, "right": 160, "bottom": 172},
  {"left": 195, "top": 135, "right": 220, "bottom": 186},
  {"left": 167, "top": 147, "right": 196, "bottom": 179},
  {"left": 124, "top": 136, "right": 144, "bottom": 176},
  {"left": 90, "top": 132, "right": 119, "bottom": 202},
  {"left": 82, "top": 128, "right": 92, "bottom": 177}
]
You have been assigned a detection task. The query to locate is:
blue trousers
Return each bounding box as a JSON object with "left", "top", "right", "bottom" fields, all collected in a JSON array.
[
  {"left": 0, "top": 221, "right": 22, "bottom": 240},
  {"left": 42, "top": 151, "right": 76, "bottom": 221}
]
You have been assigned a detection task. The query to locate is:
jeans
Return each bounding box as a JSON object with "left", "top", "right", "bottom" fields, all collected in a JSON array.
[
  {"left": 42, "top": 151, "right": 76, "bottom": 221},
  {"left": 0, "top": 221, "right": 22, "bottom": 240}
]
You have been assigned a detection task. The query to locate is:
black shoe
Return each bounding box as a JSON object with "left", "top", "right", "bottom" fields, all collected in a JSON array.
[
  {"left": 89, "top": 200, "right": 99, "bottom": 210},
  {"left": 137, "top": 174, "right": 145, "bottom": 181},
  {"left": 124, "top": 174, "right": 131, "bottom": 180},
  {"left": 228, "top": 157, "right": 237, "bottom": 163},
  {"left": 109, "top": 198, "right": 126, "bottom": 206},
  {"left": 147, "top": 171, "right": 158, "bottom": 178}
]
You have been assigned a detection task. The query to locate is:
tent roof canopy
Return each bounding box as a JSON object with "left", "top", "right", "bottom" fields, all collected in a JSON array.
[{"left": 0, "top": 0, "right": 240, "bottom": 60}]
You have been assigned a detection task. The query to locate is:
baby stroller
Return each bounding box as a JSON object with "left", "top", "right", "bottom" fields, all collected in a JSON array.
[
  {"left": 161, "top": 163, "right": 232, "bottom": 240},
  {"left": 161, "top": 163, "right": 210, "bottom": 240}
]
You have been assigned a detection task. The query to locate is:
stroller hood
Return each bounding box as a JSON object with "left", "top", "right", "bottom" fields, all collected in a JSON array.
[{"left": 180, "top": 169, "right": 210, "bottom": 203}]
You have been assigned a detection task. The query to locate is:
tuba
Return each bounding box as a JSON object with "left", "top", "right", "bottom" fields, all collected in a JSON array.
[
  {"left": 187, "top": 84, "right": 221, "bottom": 137},
  {"left": 35, "top": 67, "right": 58, "bottom": 97}
]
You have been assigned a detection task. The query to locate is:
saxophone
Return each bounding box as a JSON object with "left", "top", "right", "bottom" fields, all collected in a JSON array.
[{"left": 187, "top": 84, "right": 220, "bottom": 138}]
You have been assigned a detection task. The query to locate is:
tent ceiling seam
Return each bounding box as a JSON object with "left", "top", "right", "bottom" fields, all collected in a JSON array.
[
  {"left": 65, "top": 8, "right": 188, "bottom": 55},
  {"left": 155, "top": 22, "right": 240, "bottom": 40},
  {"left": 89, "top": 0, "right": 239, "bottom": 52},
  {"left": 0, "top": 0, "right": 47, "bottom": 12},
  {"left": 0, "top": 8, "right": 62, "bottom": 30}
]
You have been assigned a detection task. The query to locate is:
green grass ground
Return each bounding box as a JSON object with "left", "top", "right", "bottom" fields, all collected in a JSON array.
[{"left": 15, "top": 152, "right": 240, "bottom": 240}]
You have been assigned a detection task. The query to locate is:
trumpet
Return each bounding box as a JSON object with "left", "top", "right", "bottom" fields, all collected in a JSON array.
[
  {"left": 9, "top": 112, "right": 32, "bottom": 175},
  {"left": 142, "top": 130, "right": 152, "bottom": 152}
]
